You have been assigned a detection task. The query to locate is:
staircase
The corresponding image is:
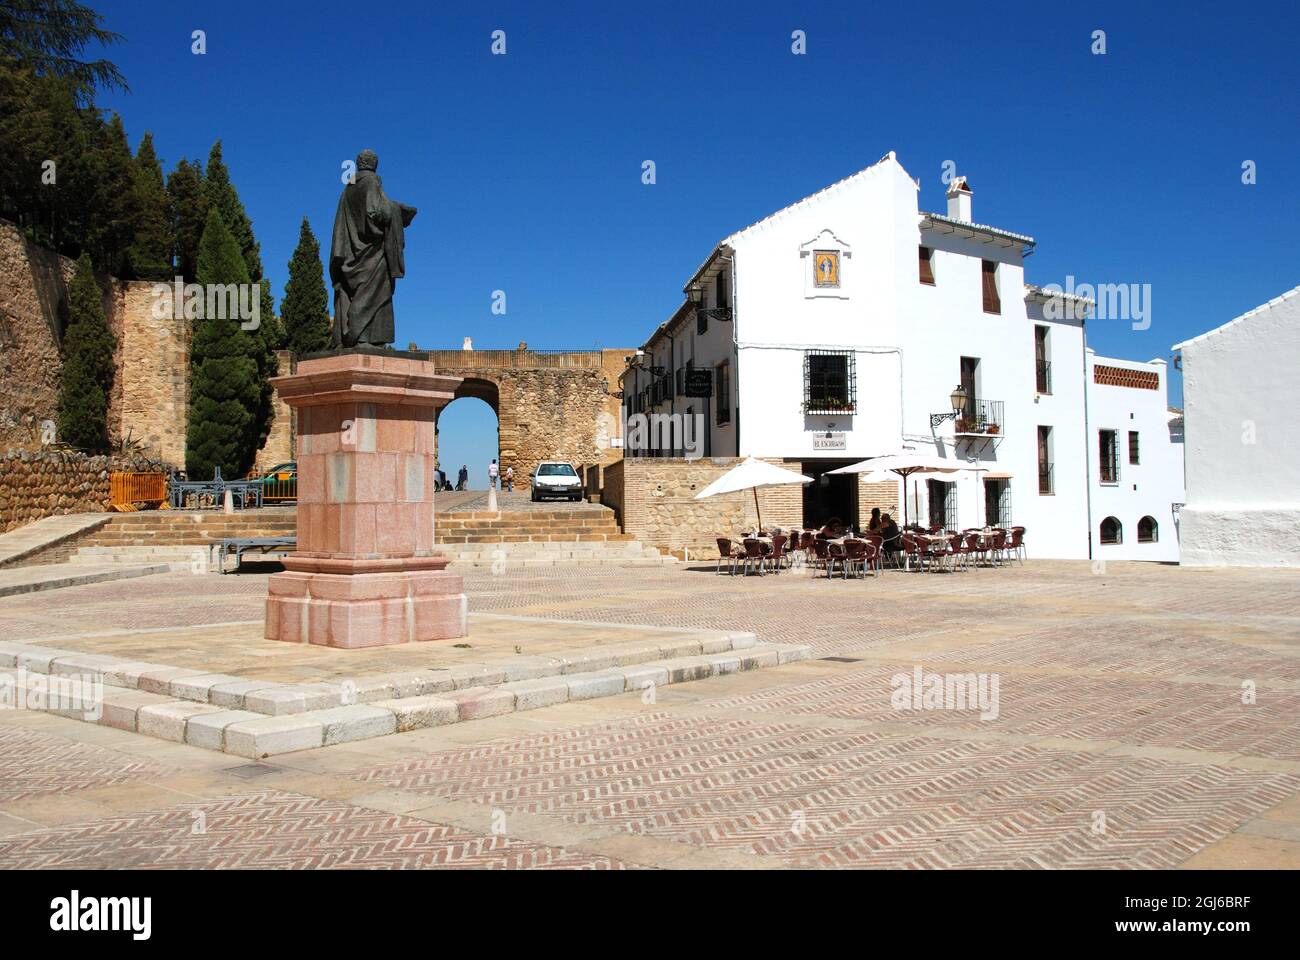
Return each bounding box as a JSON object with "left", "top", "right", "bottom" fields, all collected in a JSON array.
[
  {"left": 436, "top": 507, "right": 673, "bottom": 567},
  {"left": 65, "top": 505, "right": 670, "bottom": 569},
  {"left": 68, "top": 508, "right": 297, "bottom": 570}
]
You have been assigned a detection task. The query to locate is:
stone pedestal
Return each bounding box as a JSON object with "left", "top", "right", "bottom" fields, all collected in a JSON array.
[{"left": 264, "top": 351, "right": 467, "bottom": 647}]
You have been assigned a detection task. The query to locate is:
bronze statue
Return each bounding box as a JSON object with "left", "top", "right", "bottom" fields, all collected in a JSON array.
[{"left": 329, "top": 150, "right": 417, "bottom": 348}]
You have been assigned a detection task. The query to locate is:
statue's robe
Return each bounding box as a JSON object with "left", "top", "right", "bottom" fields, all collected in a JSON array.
[{"left": 328, "top": 170, "right": 415, "bottom": 347}]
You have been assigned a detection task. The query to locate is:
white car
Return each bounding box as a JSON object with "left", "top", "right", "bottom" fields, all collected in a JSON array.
[{"left": 531, "top": 461, "right": 583, "bottom": 502}]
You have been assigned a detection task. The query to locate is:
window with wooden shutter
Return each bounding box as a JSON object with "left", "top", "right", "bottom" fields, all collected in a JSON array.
[
  {"left": 981, "top": 260, "right": 1001, "bottom": 314},
  {"left": 918, "top": 246, "right": 935, "bottom": 285},
  {"left": 1128, "top": 431, "right": 1140, "bottom": 465}
]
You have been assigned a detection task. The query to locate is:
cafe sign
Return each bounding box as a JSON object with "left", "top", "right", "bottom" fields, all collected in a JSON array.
[{"left": 813, "top": 432, "right": 846, "bottom": 451}]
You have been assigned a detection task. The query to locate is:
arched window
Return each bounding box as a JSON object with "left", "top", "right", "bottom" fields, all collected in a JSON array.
[
  {"left": 1138, "top": 516, "right": 1158, "bottom": 543},
  {"left": 1100, "top": 516, "right": 1122, "bottom": 544}
]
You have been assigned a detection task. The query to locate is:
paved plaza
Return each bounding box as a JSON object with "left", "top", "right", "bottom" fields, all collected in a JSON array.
[{"left": 0, "top": 558, "right": 1297, "bottom": 869}]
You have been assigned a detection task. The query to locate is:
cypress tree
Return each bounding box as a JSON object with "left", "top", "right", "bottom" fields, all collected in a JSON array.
[
  {"left": 124, "top": 131, "right": 172, "bottom": 279},
  {"left": 85, "top": 112, "right": 137, "bottom": 274},
  {"left": 166, "top": 158, "right": 207, "bottom": 283},
  {"left": 185, "top": 207, "right": 260, "bottom": 479},
  {"left": 281, "top": 217, "right": 331, "bottom": 358},
  {"left": 204, "top": 140, "right": 261, "bottom": 280},
  {"left": 56, "top": 252, "right": 116, "bottom": 451}
]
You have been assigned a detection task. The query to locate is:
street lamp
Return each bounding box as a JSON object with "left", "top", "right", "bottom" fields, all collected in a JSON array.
[
  {"left": 930, "top": 384, "right": 970, "bottom": 429},
  {"left": 687, "top": 280, "right": 732, "bottom": 323}
]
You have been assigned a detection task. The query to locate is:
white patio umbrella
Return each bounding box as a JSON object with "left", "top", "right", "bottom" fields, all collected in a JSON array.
[
  {"left": 694, "top": 457, "right": 813, "bottom": 532},
  {"left": 829, "top": 453, "right": 968, "bottom": 527}
]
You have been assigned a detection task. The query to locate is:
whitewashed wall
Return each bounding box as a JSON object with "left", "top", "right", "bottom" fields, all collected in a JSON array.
[
  {"left": 1086, "top": 352, "right": 1183, "bottom": 562},
  {"left": 1176, "top": 287, "right": 1300, "bottom": 567}
]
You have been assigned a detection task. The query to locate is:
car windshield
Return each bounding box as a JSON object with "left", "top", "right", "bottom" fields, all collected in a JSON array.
[{"left": 538, "top": 464, "right": 577, "bottom": 477}]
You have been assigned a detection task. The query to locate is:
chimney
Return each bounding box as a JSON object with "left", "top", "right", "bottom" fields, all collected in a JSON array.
[
  {"left": 946, "top": 176, "right": 972, "bottom": 221},
  {"left": 462, "top": 337, "right": 473, "bottom": 351}
]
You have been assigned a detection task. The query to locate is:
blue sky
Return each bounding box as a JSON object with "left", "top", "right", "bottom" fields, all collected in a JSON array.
[{"left": 93, "top": 0, "right": 1299, "bottom": 479}]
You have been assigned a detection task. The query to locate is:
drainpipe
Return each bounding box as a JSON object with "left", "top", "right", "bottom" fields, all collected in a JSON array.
[
  {"left": 1082, "top": 314, "right": 1094, "bottom": 560},
  {"left": 666, "top": 328, "right": 676, "bottom": 456},
  {"left": 720, "top": 253, "right": 737, "bottom": 459}
]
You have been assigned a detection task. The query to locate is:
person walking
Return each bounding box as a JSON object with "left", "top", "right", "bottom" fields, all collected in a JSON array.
[
  {"left": 458, "top": 465, "right": 468, "bottom": 491},
  {"left": 504, "top": 465, "right": 514, "bottom": 492},
  {"left": 488, "top": 459, "right": 499, "bottom": 491}
]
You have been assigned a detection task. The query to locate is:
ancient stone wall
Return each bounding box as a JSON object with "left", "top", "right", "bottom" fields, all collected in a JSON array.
[
  {"left": 421, "top": 346, "right": 631, "bottom": 486},
  {"left": 255, "top": 349, "right": 295, "bottom": 470},
  {"left": 0, "top": 450, "right": 169, "bottom": 533},
  {"left": 112, "top": 279, "right": 189, "bottom": 465},
  {"left": 0, "top": 219, "right": 188, "bottom": 464},
  {"left": 0, "top": 219, "right": 73, "bottom": 450}
]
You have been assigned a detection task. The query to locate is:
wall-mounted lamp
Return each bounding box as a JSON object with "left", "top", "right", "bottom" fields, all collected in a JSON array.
[{"left": 930, "top": 384, "right": 969, "bottom": 429}]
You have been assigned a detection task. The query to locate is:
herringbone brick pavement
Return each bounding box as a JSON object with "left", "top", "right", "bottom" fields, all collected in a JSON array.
[
  {"left": 0, "top": 726, "right": 175, "bottom": 804},
  {"left": 0, "top": 787, "right": 629, "bottom": 869}
]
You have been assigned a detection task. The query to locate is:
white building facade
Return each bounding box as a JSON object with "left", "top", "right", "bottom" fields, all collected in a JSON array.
[
  {"left": 1173, "top": 285, "right": 1300, "bottom": 567},
  {"left": 622, "top": 152, "right": 1184, "bottom": 560}
]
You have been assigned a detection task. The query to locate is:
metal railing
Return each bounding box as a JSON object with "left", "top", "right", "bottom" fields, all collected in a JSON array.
[
  {"left": 956, "top": 398, "right": 1004, "bottom": 434},
  {"left": 1036, "top": 360, "right": 1051, "bottom": 394},
  {"left": 1038, "top": 463, "right": 1054, "bottom": 495},
  {"left": 109, "top": 472, "right": 167, "bottom": 511}
]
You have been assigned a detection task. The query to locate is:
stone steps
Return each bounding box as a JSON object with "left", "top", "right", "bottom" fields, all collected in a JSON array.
[
  {"left": 0, "top": 562, "right": 174, "bottom": 597},
  {"left": 0, "top": 632, "right": 810, "bottom": 758}
]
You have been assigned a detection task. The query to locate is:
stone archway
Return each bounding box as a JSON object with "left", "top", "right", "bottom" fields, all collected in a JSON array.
[
  {"left": 434, "top": 376, "right": 502, "bottom": 483},
  {"left": 419, "top": 347, "right": 629, "bottom": 487}
]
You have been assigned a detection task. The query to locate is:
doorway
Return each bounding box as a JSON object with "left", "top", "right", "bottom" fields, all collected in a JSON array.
[{"left": 801, "top": 459, "right": 858, "bottom": 529}]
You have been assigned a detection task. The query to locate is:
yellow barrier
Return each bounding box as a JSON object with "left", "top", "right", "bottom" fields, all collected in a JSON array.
[
  {"left": 109, "top": 472, "right": 168, "bottom": 511},
  {"left": 247, "top": 469, "right": 297, "bottom": 503}
]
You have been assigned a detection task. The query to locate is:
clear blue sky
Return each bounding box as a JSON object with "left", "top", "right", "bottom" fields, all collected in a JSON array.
[{"left": 92, "top": 0, "right": 1299, "bottom": 479}]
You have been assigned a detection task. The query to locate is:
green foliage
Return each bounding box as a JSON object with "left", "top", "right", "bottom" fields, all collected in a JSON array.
[
  {"left": 165, "top": 158, "right": 207, "bottom": 282},
  {"left": 124, "top": 131, "right": 172, "bottom": 279},
  {"left": 204, "top": 140, "right": 261, "bottom": 280},
  {"left": 0, "top": 0, "right": 126, "bottom": 99},
  {"left": 56, "top": 252, "right": 116, "bottom": 450},
  {"left": 185, "top": 208, "right": 260, "bottom": 479},
  {"left": 281, "top": 217, "right": 331, "bottom": 358}
]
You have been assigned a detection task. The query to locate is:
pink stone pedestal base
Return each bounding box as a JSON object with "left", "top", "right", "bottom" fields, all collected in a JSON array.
[
  {"left": 265, "top": 563, "right": 467, "bottom": 649},
  {"left": 262, "top": 351, "right": 467, "bottom": 647}
]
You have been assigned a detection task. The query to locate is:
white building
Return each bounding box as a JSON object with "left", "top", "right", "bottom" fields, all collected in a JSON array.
[
  {"left": 1173, "top": 285, "right": 1300, "bottom": 567},
  {"left": 622, "top": 152, "right": 1184, "bottom": 560},
  {"left": 1085, "top": 351, "right": 1184, "bottom": 563}
]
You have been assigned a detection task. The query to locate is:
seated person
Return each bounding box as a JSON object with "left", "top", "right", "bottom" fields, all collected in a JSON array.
[
  {"left": 819, "top": 516, "right": 844, "bottom": 538},
  {"left": 868, "top": 507, "right": 882, "bottom": 532},
  {"left": 878, "top": 513, "right": 902, "bottom": 552}
]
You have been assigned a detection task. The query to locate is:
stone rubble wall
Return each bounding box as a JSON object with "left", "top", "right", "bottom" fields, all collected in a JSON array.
[
  {"left": 0, "top": 219, "right": 189, "bottom": 465},
  {"left": 0, "top": 220, "right": 73, "bottom": 451},
  {"left": 255, "top": 349, "right": 295, "bottom": 471},
  {"left": 0, "top": 450, "right": 171, "bottom": 534}
]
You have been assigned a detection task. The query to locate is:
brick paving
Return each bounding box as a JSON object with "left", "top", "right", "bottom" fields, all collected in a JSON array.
[{"left": 0, "top": 557, "right": 1297, "bottom": 868}]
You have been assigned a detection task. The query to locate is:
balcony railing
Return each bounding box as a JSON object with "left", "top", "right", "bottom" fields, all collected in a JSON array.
[
  {"left": 1039, "top": 462, "right": 1054, "bottom": 495},
  {"left": 1036, "top": 360, "right": 1052, "bottom": 394},
  {"left": 955, "top": 398, "right": 1004, "bottom": 435}
]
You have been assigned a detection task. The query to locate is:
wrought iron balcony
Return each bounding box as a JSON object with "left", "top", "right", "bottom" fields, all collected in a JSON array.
[
  {"left": 954, "top": 398, "right": 1004, "bottom": 435},
  {"left": 1036, "top": 360, "right": 1052, "bottom": 395}
]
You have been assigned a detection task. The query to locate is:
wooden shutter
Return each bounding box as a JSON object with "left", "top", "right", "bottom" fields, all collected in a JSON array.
[
  {"left": 918, "top": 246, "right": 935, "bottom": 285},
  {"left": 982, "top": 260, "right": 1001, "bottom": 313}
]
